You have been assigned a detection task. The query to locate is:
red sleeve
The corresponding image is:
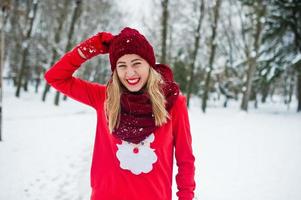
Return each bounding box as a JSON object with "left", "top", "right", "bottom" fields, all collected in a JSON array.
[
  {"left": 44, "top": 50, "right": 106, "bottom": 110},
  {"left": 172, "top": 95, "right": 196, "bottom": 200}
]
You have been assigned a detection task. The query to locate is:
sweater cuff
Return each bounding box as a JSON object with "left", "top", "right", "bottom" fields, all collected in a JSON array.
[{"left": 66, "top": 47, "right": 87, "bottom": 67}]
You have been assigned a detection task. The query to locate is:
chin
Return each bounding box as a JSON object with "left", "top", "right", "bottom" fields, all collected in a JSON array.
[{"left": 126, "top": 87, "right": 141, "bottom": 92}]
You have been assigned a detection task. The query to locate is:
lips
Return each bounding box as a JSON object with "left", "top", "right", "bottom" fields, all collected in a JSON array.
[{"left": 126, "top": 78, "right": 140, "bottom": 85}]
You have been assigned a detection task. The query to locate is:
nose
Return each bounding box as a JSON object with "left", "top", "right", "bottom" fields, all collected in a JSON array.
[{"left": 126, "top": 66, "right": 136, "bottom": 77}]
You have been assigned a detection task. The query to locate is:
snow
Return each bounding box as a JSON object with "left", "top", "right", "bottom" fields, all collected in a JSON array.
[
  {"left": 22, "top": 40, "right": 29, "bottom": 49},
  {"left": 191, "top": 98, "right": 301, "bottom": 200},
  {"left": 1, "top": 80, "right": 301, "bottom": 200},
  {"left": 292, "top": 53, "right": 301, "bottom": 65},
  {"left": 28, "top": 9, "right": 34, "bottom": 19},
  {"left": 250, "top": 50, "right": 257, "bottom": 58},
  {"left": 260, "top": 16, "right": 266, "bottom": 24},
  {"left": 267, "top": 64, "right": 276, "bottom": 81},
  {"left": 1, "top": 82, "right": 95, "bottom": 200}
]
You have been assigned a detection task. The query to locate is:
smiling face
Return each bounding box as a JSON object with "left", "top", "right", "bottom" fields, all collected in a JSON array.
[{"left": 116, "top": 54, "right": 150, "bottom": 92}]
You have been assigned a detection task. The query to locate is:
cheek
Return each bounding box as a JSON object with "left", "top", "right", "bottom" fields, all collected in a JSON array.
[
  {"left": 141, "top": 68, "right": 150, "bottom": 81},
  {"left": 116, "top": 71, "right": 126, "bottom": 85},
  {"left": 116, "top": 70, "right": 124, "bottom": 80}
]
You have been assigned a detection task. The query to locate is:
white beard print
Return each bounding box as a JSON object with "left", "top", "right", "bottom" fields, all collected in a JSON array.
[{"left": 116, "top": 133, "right": 158, "bottom": 175}]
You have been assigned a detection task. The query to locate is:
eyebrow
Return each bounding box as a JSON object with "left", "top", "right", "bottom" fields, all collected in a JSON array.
[
  {"left": 131, "top": 58, "right": 141, "bottom": 62},
  {"left": 117, "top": 58, "right": 142, "bottom": 64}
]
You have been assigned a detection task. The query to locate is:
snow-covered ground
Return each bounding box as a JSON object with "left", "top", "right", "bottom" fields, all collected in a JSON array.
[{"left": 1, "top": 81, "right": 301, "bottom": 200}]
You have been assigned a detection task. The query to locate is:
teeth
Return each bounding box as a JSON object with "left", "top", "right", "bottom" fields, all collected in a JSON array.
[{"left": 127, "top": 78, "right": 139, "bottom": 84}]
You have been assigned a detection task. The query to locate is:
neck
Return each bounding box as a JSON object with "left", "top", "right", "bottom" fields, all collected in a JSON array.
[{"left": 130, "top": 90, "right": 144, "bottom": 95}]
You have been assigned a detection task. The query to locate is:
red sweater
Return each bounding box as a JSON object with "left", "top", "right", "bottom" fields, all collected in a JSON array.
[{"left": 44, "top": 50, "right": 196, "bottom": 200}]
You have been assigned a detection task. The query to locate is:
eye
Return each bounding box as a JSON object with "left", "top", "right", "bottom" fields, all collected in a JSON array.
[
  {"left": 133, "top": 62, "right": 141, "bottom": 66},
  {"left": 117, "top": 65, "right": 126, "bottom": 68}
]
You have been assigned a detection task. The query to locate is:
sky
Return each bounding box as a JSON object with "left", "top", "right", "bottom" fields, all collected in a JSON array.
[{"left": 116, "top": 0, "right": 154, "bottom": 34}]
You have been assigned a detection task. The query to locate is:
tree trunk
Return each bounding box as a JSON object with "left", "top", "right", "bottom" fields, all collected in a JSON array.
[
  {"left": 297, "top": 69, "right": 301, "bottom": 112},
  {"left": 241, "top": 57, "right": 256, "bottom": 111},
  {"left": 261, "top": 82, "right": 269, "bottom": 103},
  {"left": 54, "top": 0, "right": 82, "bottom": 106},
  {"left": 23, "top": 76, "right": 28, "bottom": 91},
  {"left": 42, "top": 48, "right": 57, "bottom": 101},
  {"left": 201, "top": 0, "right": 221, "bottom": 113},
  {"left": 0, "top": 2, "right": 9, "bottom": 141},
  {"left": 288, "top": 70, "right": 294, "bottom": 104},
  {"left": 15, "top": 1, "right": 38, "bottom": 97},
  {"left": 186, "top": 0, "right": 204, "bottom": 107},
  {"left": 240, "top": 2, "right": 266, "bottom": 111},
  {"left": 160, "top": 0, "right": 169, "bottom": 64},
  {"left": 35, "top": 77, "right": 40, "bottom": 93},
  {"left": 15, "top": 47, "right": 28, "bottom": 97},
  {"left": 291, "top": 8, "right": 301, "bottom": 111},
  {"left": 254, "top": 93, "right": 258, "bottom": 109},
  {"left": 42, "top": 0, "right": 69, "bottom": 102},
  {"left": 42, "top": 83, "right": 51, "bottom": 101}
]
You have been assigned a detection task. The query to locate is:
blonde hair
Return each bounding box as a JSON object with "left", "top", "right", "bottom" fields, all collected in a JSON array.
[{"left": 105, "top": 67, "right": 169, "bottom": 133}]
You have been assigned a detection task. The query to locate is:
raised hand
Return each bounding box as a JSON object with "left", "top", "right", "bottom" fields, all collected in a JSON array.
[{"left": 75, "top": 32, "right": 114, "bottom": 60}]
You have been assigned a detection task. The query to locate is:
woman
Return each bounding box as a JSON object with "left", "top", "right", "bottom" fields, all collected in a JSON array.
[{"left": 44, "top": 27, "right": 196, "bottom": 200}]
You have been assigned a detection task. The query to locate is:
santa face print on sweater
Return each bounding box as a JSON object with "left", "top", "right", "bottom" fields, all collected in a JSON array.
[{"left": 116, "top": 133, "right": 157, "bottom": 175}]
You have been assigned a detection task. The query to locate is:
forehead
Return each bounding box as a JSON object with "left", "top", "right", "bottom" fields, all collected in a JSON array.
[{"left": 117, "top": 54, "right": 143, "bottom": 63}]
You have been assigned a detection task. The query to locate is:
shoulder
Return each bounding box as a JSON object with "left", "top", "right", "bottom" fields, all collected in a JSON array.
[
  {"left": 170, "top": 93, "right": 187, "bottom": 113},
  {"left": 175, "top": 93, "right": 187, "bottom": 106}
]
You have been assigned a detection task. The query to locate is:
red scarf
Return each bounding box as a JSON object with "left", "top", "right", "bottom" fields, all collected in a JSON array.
[{"left": 112, "top": 64, "right": 180, "bottom": 144}]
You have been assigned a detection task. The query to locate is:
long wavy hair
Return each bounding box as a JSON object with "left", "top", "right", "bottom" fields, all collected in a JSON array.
[{"left": 105, "top": 67, "right": 169, "bottom": 133}]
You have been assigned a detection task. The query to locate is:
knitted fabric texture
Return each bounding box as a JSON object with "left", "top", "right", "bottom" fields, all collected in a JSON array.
[
  {"left": 109, "top": 27, "right": 156, "bottom": 71},
  {"left": 76, "top": 32, "right": 114, "bottom": 60}
]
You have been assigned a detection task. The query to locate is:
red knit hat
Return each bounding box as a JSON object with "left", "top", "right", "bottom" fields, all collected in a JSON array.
[{"left": 109, "top": 27, "right": 156, "bottom": 71}]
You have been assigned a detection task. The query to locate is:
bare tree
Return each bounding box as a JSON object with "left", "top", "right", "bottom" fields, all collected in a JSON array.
[
  {"left": 0, "top": 0, "right": 10, "bottom": 141},
  {"left": 186, "top": 0, "right": 205, "bottom": 107},
  {"left": 41, "top": 0, "right": 69, "bottom": 102},
  {"left": 160, "top": 0, "right": 169, "bottom": 64},
  {"left": 54, "top": 0, "right": 82, "bottom": 106},
  {"left": 240, "top": 1, "right": 266, "bottom": 111},
  {"left": 201, "top": 0, "right": 221, "bottom": 112},
  {"left": 15, "top": 0, "right": 38, "bottom": 97}
]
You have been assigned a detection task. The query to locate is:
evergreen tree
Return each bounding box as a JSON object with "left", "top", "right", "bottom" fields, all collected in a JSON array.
[{"left": 263, "top": 0, "right": 301, "bottom": 111}]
